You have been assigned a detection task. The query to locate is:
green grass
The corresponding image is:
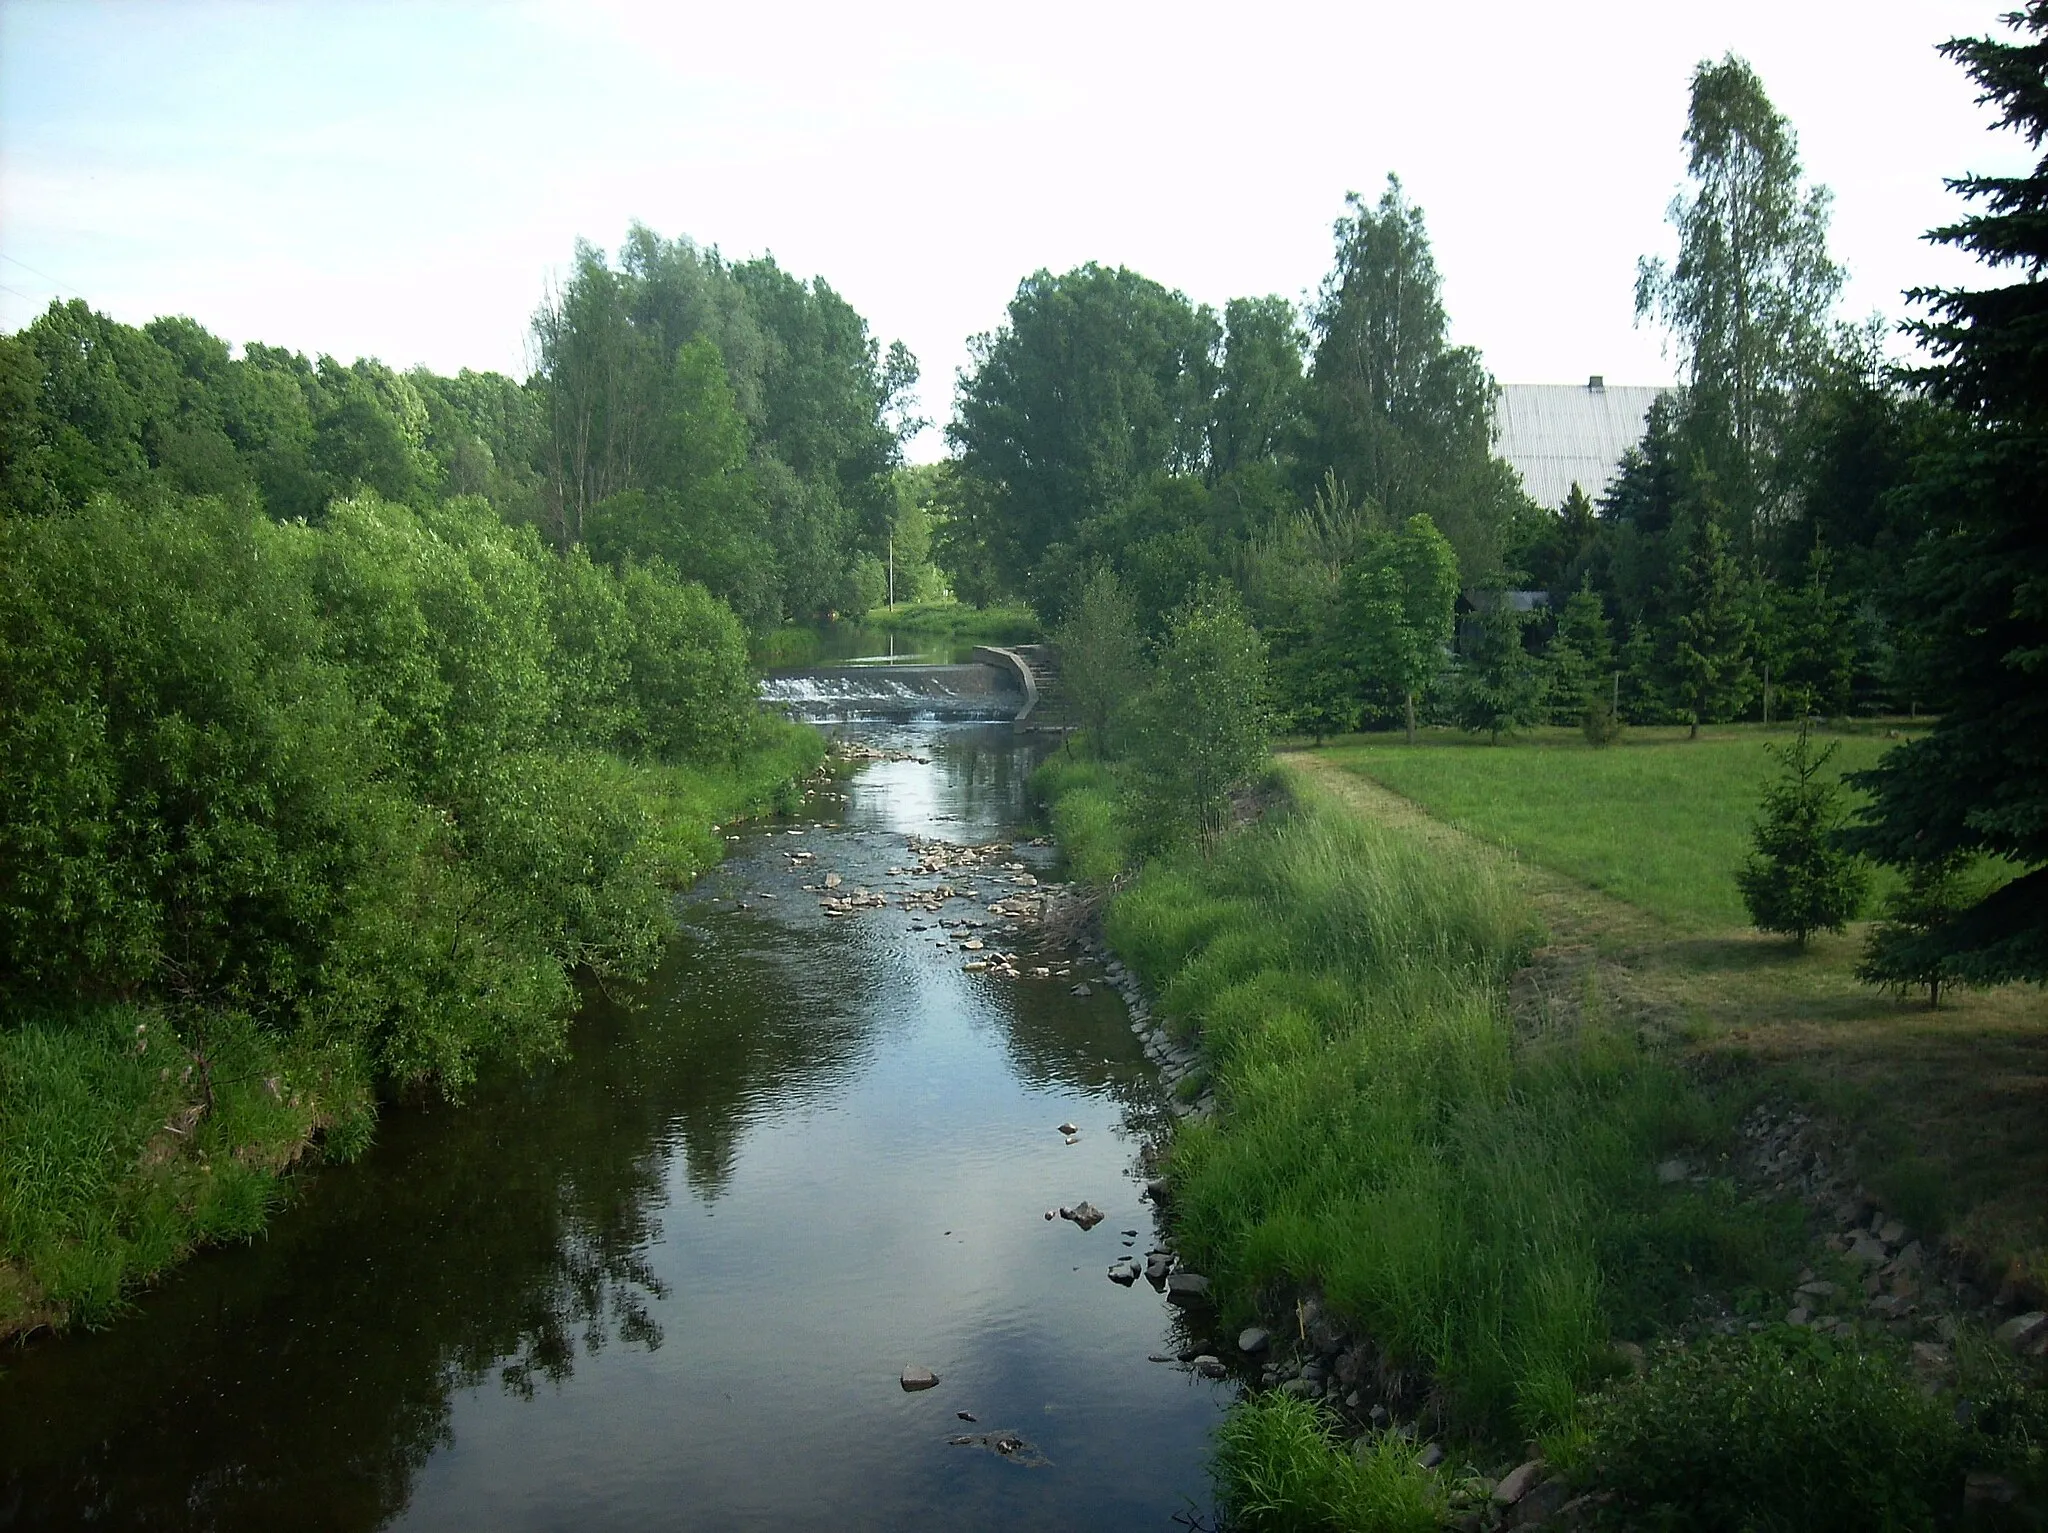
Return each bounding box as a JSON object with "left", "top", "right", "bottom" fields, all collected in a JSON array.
[
  {"left": 862, "top": 599, "right": 1040, "bottom": 643},
  {"left": 1045, "top": 761, "right": 1797, "bottom": 1441},
  {"left": 1318, "top": 725, "right": 1908, "bottom": 930},
  {"left": 1214, "top": 1397, "right": 1444, "bottom": 1532}
]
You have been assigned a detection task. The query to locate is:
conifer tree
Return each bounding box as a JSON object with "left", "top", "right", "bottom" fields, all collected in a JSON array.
[
  {"left": 1858, "top": 856, "right": 1975, "bottom": 1008},
  {"left": 1545, "top": 577, "right": 1615, "bottom": 732},
  {"left": 1453, "top": 599, "right": 1544, "bottom": 743},
  {"left": 1664, "top": 508, "right": 1756, "bottom": 737},
  {"left": 1760, "top": 537, "right": 1856, "bottom": 719},
  {"left": 1847, "top": 6, "right": 2048, "bottom": 984},
  {"left": 1737, "top": 724, "right": 1870, "bottom": 945}
]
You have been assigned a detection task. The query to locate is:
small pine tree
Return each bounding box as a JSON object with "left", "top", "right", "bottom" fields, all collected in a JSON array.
[
  {"left": 1736, "top": 724, "right": 1870, "bottom": 945},
  {"left": 1546, "top": 577, "right": 1616, "bottom": 733},
  {"left": 1762, "top": 538, "right": 1856, "bottom": 720},
  {"left": 1857, "top": 856, "right": 1973, "bottom": 1009},
  {"left": 1665, "top": 510, "right": 1756, "bottom": 738},
  {"left": 1453, "top": 598, "right": 1544, "bottom": 743}
]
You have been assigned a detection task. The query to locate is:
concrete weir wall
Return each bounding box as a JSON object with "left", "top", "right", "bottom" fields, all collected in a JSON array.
[{"left": 972, "top": 647, "right": 1039, "bottom": 722}]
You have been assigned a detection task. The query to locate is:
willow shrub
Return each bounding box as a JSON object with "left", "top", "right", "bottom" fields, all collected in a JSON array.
[{"left": 0, "top": 491, "right": 817, "bottom": 1329}]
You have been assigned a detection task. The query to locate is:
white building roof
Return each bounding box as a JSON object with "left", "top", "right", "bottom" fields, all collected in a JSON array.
[{"left": 1493, "top": 380, "right": 1669, "bottom": 509}]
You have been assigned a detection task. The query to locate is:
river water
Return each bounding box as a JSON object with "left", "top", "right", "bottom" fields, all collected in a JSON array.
[{"left": 0, "top": 700, "right": 1227, "bottom": 1529}]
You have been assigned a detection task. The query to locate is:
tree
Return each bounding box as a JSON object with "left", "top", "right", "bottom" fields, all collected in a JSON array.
[
  {"left": 1307, "top": 177, "right": 1523, "bottom": 581},
  {"left": 1736, "top": 724, "right": 1869, "bottom": 945},
  {"left": 949, "top": 264, "right": 1219, "bottom": 605},
  {"left": 1845, "top": 6, "right": 2048, "bottom": 986},
  {"left": 1636, "top": 55, "right": 1842, "bottom": 530},
  {"left": 1758, "top": 537, "right": 1855, "bottom": 719},
  {"left": 1453, "top": 598, "right": 1544, "bottom": 743},
  {"left": 1133, "top": 591, "right": 1271, "bottom": 842},
  {"left": 1545, "top": 577, "right": 1616, "bottom": 733},
  {"left": 1055, "top": 567, "right": 1149, "bottom": 757},
  {"left": 1343, "top": 512, "right": 1459, "bottom": 742},
  {"left": 1210, "top": 295, "right": 1304, "bottom": 479},
  {"left": 1857, "top": 856, "right": 1975, "bottom": 1008},
  {"left": 1663, "top": 503, "right": 1755, "bottom": 737}
]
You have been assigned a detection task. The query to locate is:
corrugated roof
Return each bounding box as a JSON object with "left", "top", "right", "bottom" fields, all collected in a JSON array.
[{"left": 1493, "top": 383, "right": 1668, "bottom": 509}]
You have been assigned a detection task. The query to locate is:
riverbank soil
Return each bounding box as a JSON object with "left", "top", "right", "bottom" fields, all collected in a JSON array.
[{"left": 1298, "top": 730, "right": 2048, "bottom": 1301}]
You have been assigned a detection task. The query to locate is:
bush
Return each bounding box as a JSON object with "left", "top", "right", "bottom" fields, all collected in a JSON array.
[{"left": 1585, "top": 1329, "right": 1990, "bottom": 1531}]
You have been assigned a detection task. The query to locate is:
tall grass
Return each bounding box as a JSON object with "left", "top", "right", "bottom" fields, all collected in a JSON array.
[{"left": 1061, "top": 769, "right": 1790, "bottom": 1442}]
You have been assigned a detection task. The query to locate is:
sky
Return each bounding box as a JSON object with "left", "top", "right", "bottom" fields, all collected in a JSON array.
[{"left": 0, "top": 0, "right": 2032, "bottom": 461}]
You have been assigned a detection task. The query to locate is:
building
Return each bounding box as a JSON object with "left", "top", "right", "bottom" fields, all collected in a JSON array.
[{"left": 1493, "top": 377, "right": 1669, "bottom": 510}]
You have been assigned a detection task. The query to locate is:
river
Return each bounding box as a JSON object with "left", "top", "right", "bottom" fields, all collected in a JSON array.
[{"left": 0, "top": 680, "right": 1227, "bottom": 1529}]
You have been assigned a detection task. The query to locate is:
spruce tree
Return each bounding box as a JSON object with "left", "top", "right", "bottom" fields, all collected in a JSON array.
[
  {"left": 1761, "top": 537, "right": 1856, "bottom": 720},
  {"left": 1858, "top": 856, "right": 1974, "bottom": 1008},
  {"left": 1736, "top": 725, "right": 1870, "bottom": 945},
  {"left": 1453, "top": 599, "right": 1544, "bottom": 743},
  {"left": 1846, "top": 6, "right": 2048, "bottom": 985},
  {"left": 1545, "top": 577, "right": 1616, "bottom": 735},
  {"left": 1664, "top": 507, "right": 1756, "bottom": 738}
]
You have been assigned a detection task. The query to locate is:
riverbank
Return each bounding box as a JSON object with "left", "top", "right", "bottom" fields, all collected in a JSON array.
[
  {"left": 0, "top": 719, "right": 827, "bottom": 1344},
  {"left": 1034, "top": 747, "right": 2047, "bottom": 1528}
]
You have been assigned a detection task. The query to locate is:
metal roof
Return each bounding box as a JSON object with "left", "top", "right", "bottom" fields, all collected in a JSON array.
[{"left": 1493, "top": 382, "right": 1669, "bottom": 509}]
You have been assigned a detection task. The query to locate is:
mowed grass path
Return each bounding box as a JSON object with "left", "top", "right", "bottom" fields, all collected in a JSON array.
[{"left": 1313, "top": 726, "right": 1907, "bottom": 931}]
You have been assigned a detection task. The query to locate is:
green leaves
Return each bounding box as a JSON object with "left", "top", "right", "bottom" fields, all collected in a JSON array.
[{"left": 1735, "top": 724, "right": 1868, "bottom": 946}]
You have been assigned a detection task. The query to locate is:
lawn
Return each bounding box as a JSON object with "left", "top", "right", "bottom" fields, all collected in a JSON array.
[{"left": 1316, "top": 724, "right": 1908, "bottom": 930}]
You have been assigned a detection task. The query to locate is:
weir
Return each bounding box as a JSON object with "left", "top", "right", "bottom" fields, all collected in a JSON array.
[
  {"left": 758, "top": 661, "right": 1026, "bottom": 720},
  {"left": 759, "top": 644, "right": 1066, "bottom": 725}
]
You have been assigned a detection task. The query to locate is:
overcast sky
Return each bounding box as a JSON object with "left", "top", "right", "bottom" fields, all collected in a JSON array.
[{"left": 0, "top": 0, "right": 2030, "bottom": 460}]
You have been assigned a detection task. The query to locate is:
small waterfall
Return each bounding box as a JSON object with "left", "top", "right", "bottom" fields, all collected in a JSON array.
[{"left": 759, "top": 662, "right": 1024, "bottom": 720}]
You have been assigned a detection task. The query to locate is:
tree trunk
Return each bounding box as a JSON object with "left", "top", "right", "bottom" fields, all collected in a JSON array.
[{"left": 1405, "top": 691, "right": 1417, "bottom": 744}]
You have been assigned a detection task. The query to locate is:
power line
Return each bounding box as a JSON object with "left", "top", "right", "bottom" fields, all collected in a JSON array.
[{"left": 0, "top": 251, "right": 77, "bottom": 294}]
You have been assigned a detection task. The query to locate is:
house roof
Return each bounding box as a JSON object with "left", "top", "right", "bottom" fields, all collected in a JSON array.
[{"left": 1493, "top": 382, "right": 1669, "bottom": 509}]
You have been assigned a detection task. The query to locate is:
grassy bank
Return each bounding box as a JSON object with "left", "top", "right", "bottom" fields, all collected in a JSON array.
[
  {"left": 1316, "top": 729, "right": 2047, "bottom": 1291},
  {"left": 862, "top": 599, "right": 1040, "bottom": 643},
  {"left": 1035, "top": 747, "right": 2046, "bottom": 1527},
  {"left": 0, "top": 717, "right": 824, "bottom": 1341}
]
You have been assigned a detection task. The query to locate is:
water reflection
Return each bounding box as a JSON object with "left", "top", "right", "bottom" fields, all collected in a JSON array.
[{"left": 0, "top": 722, "right": 1220, "bottom": 1533}]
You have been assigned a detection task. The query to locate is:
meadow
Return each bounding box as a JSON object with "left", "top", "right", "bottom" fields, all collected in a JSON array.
[{"left": 1314, "top": 724, "right": 1908, "bottom": 931}]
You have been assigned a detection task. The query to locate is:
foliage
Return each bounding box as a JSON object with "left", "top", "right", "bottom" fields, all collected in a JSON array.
[
  {"left": 1547, "top": 578, "right": 1619, "bottom": 739},
  {"left": 0, "top": 482, "right": 821, "bottom": 1330},
  {"left": 1584, "top": 1329, "right": 2001, "bottom": 1531},
  {"left": 1758, "top": 537, "right": 1856, "bottom": 719},
  {"left": 1054, "top": 568, "right": 1149, "bottom": 756},
  {"left": 1857, "top": 854, "right": 1982, "bottom": 1009},
  {"left": 1845, "top": 5, "right": 2048, "bottom": 986},
  {"left": 1214, "top": 1398, "right": 1443, "bottom": 1533},
  {"left": 1131, "top": 591, "right": 1271, "bottom": 841},
  {"left": 1343, "top": 513, "right": 1460, "bottom": 741},
  {"left": 1307, "top": 176, "right": 1528, "bottom": 580},
  {"left": 947, "top": 263, "right": 1219, "bottom": 608},
  {"left": 1452, "top": 599, "right": 1544, "bottom": 742},
  {"left": 1736, "top": 724, "right": 1870, "bottom": 945},
  {"left": 1635, "top": 55, "right": 1842, "bottom": 525},
  {"left": 1662, "top": 506, "right": 1756, "bottom": 737}
]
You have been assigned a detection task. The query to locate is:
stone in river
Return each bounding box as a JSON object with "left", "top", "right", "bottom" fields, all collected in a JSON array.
[
  {"left": 1063, "top": 1201, "right": 1105, "bottom": 1230},
  {"left": 900, "top": 1366, "right": 940, "bottom": 1391},
  {"left": 1070, "top": 983, "right": 1093, "bottom": 997},
  {"left": 1237, "top": 1327, "right": 1271, "bottom": 1355},
  {"left": 823, "top": 872, "right": 842, "bottom": 889},
  {"left": 1144, "top": 1252, "right": 1174, "bottom": 1282},
  {"left": 1057, "top": 1121, "right": 1079, "bottom": 1135},
  {"left": 1108, "top": 1260, "right": 1140, "bottom": 1286},
  {"left": 1165, "top": 1272, "right": 1210, "bottom": 1302}
]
